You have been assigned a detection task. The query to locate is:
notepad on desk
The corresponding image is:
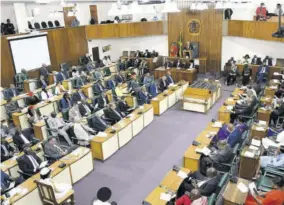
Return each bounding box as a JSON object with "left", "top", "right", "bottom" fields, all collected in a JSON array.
[
  {"left": 160, "top": 192, "right": 171, "bottom": 201},
  {"left": 251, "top": 139, "right": 261, "bottom": 147},
  {"left": 237, "top": 182, "right": 249, "bottom": 193},
  {"left": 212, "top": 121, "right": 222, "bottom": 128},
  {"left": 177, "top": 170, "right": 188, "bottom": 179},
  {"left": 244, "top": 151, "right": 255, "bottom": 158},
  {"left": 97, "top": 132, "right": 108, "bottom": 137},
  {"left": 255, "top": 126, "right": 265, "bottom": 131},
  {"left": 196, "top": 147, "right": 211, "bottom": 156}
]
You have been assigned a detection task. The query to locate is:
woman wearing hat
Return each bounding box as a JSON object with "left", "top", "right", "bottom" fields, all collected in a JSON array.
[
  {"left": 242, "top": 64, "right": 252, "bottom": 86},
  {"left": 39, "top": 167, "right": 73, "bottom": 199}
]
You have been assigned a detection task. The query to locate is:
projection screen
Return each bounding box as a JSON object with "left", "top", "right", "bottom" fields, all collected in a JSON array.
[{"left": 8, "top": 33, "right": 51, "bottom": 73}]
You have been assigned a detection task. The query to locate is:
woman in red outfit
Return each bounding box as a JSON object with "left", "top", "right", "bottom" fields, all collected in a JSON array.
[{"left": 245, "top": 176, "right": 284, "bottom": 205}]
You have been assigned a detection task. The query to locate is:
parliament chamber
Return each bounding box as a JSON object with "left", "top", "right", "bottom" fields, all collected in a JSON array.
[{"left": 1, "top": 0, "right": 284, "bottom": 204}]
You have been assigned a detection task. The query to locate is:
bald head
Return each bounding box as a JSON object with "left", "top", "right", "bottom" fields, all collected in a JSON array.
[
  {"left": 206, "top": 167, "right": 217, "bottom": 178},
  {"left": 190, "top": 189, "right": 201, "bottom": 201},
  {"left": 227, "top": 123, "right": 234, "bottom": 132}
]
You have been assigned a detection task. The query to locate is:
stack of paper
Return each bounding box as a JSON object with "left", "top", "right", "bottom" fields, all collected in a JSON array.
[
  {"left": 226, "top": 105, "right": 234, "bottom": 111},
  {"left": 213, "top": 121, "right": 222, "bottom": 128},
  {"left": 177, "top": 170, "right": 188, "bottom": 179},
  {"left": 249, "top": 182, "right": 257, "bottom": 194},
  {"left": 262, "top": 138, "right": 278, "bottom": 149},
  {"left": 237, "top": 182, "right": 249, "bottom": 193},
  {"left": 160, "top": 193, "right": 171, "bottom": 201},
  {"left": 251, "top": 139, "right": 261, "bottom": 147},
  {"left": 227, "top": 98, "right": 234, "bottom": 101},
  {"left": 255, "top": 126, "right": 265, "bottom": 131},
  {"left": 244, "top": 151, "right": 255, "bottom": 158},
  {"left": 196, "top": 147, "right": 211, "bottom": 156},
  {"left": 97, "top": 132, "right": 108, "bottom": 137},
  {"left": 152, "top": 97, "right": 158, "bottom": 101},
  {"left": 249, "top": 145, "right": 259, "bottom": 151}
]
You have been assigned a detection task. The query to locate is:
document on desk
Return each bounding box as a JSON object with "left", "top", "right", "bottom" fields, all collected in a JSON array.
[
  {"left": 249, "top": 145, "right": 259, "bottom": 151},
  {"left": 196, "top": 147, "right": 211, "bottom": 156},
  {"left": 227, "top": 98, "right": 234, "bottom": 102},
  {"left": 251, "top": 139, "right": 261, "bottom": 147},
  {"left": 249, "top": 182, "right": 257, "bottom": 195},
  {"left": 97, "top": 132, "right": 108, "bottom": 138},
  {"left": 255, "top": 126, "right": 265, "bottom": 131},
  {"left": 258, "top": 120, "right": 266, "bottom": 126},
  {"left": 177, "top": 170, "right": 188, "bottom": 179},
  {"left": 260, "top": 107, "right": 267, "bottom": 111},
  {"left": 39, "top": 161, "right": 48, "bottom": 169},
  {"left": 244, "top": 151, "right": 255, "bottom": 158},
  {"left": 226, "top": 105, "right": 234, "bottom": 111},
  {"left": 212, "top": 121, "right": 222, "bottom": 128},
  {"left": 237, "top": 182, "right": 249, "bottom": 193},
  {"left": 262, "top": 138, "right": 278, "bottom": 149},
  {"left": 152, "top": 97, "right": 158, "bottom": 101}
]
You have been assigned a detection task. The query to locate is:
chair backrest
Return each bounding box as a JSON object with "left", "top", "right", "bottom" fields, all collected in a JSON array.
[
  {"left": 48, "top": 21, "right": 54, "bottom": 28},
  {"left": 60, "top": 63, "right": 70, "bottom": 72},
  {"left": 122, "top": 51, "right": 128, "bottom": 57},
  {"left": 54, "top": 20, "right": 60, "bottom": 27},
  {"left": 35, "top": 180, "right": 58, "bottom": 205},
  {"left": 34, "top": 22, "right": 41, "bottom": 29},
  {"left": 41, "top": 21, "right": 47, "bottom": 29}
]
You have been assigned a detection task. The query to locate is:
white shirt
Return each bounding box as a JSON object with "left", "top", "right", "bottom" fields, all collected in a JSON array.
[
  {"left": 276, "top": 131, "right": 284, "bottom": 144},
  {"left": 93, "top": 200, "right": 111, "bottom": 205},
  {"left": 102, "top": 59, "right": 109, "bottom": 66},
  {"left": 20, "top": 134, "right": 30, "bottom": 144},
  {"left": 41, "top": 91, "right": 53, "bottom": 100},
  {"left": 74, "top": 123, "right": 94, "bottom": 143},
  {"left": 40, "top": 178, "right": 72, "bottom": 199},
  {"left": 107, "top": 59, "right": 112, "bottom": 64},
  {"left": 27, "top": 155, "right": 39, "bottom": 172},
  {"left": 72, "top": 71, "right": 80, "bottom": 77},
  {"left": 55, "top": 86, "right": 65, "bottom": 95}
]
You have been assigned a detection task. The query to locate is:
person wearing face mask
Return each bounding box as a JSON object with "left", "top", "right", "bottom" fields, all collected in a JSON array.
[{"left": 47, "top": 112, "right": 74, "bottom": 146}]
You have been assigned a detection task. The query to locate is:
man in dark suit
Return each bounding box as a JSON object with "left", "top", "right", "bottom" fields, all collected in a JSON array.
[
  {"left": 13, "top": 129, "right": 34, "bottom": 151},
  {"left": 6, "top": 84, "right": 19, "bottom": 99},
  {"left": 164, "top": 59, "right": 173, "bottom": 69},
  {"left": 143, "top": 49, "right": 151, "bottom": 58},
  {"left": 133, "top": 57, "right": 141, "bottom": 68},
  {"left": 117, "top": 98, "right": 133, "bottom": 115},
  {"left": 93, "top": 80, "right": 106, "bottom": 95},
  {"left": 134, "top": 50, "right": 141, "bottom": 57},
  {"left": 178, "top": 167, "right": 220, "bottom": 197},
  {"left": 115, "top": 71, "right": 125, "bottom": 84},
  {"left": 39, "top": 75, "right": 48, "bottom": 87},
  {"left": 93, "top": 93, "right": 109, "bottom": 110},
  {"left": 138, "top": 87, "right": 150, "bottom": 105},
  {"left": 103, "top": 103, "right": 122, "bottom": 124},
  {"left": 270, "top": 100, "right": 284, "bottom": 126},
  {"left": 90, "top": 115, "right": 109, "bottom": 132},
  {"left": 5, "top": 99, "right": 22, "bottom": 119},
  {"left": 78, "top": 99, "right": 93, "bottom": 117},
  {"left": 230, "top": 98, "right": 255, "bottom": 123},
  {"left": 25, "top": 91, "right": 41, "bottom": 106},
  {"left": 166, "top": 71, "right": 174, "bottom": 85},
  {"left": 1, "top": 137, "right": 14, "bottom": 162},
  {"left": 1, "top": 170, "right": 23, "bottom": 195},
  {"left": 39, "top": 63, "right": 50, "bottom": 80},
  {"left": 251, "top": 55, "right": 262, "bottom": 65},
  {"left": 18, "top": 146, "right": 42, "bottom": 177},
  {"left": 107, "top": 79, "right": 116, "bottom": 90},
  {"left": 159, "top": 76, "right": 169, "bottom": 92},
  {"left": 72, "top": 88, "right": 88, "bottom": 102},
  {"left": 56, "top": 69, "right": 67, "bottom": 82},
  {"left": 200, "top": 140, "right": 233, "bottom": 175},
  {"left": 128, "top": 72, "right": 140, "bottom": 93},
  {"left": 256, "top": 63, "right": 269, "bottom": 83}
]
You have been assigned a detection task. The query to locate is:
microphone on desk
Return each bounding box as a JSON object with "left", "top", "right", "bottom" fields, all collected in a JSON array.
[{"left": 172, "top": 165, "right": 180, "bottom": 172}]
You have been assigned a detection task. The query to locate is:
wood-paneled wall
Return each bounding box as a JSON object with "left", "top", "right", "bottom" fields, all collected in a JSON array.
[
  {"left": 168, "top": 9, "right": 223, "bottom": 72},
  {"left": 85, "top": 21, "right": 164, "bottom": 39},
  {"left": 227, "top": 20, "right": 284, "bottom": 42},
  {"left": 1, "top": 26, "right": 88, "bottom": 87}
]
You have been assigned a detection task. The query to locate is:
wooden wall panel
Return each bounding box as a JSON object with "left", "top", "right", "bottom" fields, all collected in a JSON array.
[
  {"left": 168, "top": 9, "right": 223, "bottom": 72},
  {"left": 228, "top": 20, "right": 284, "bottom": 42},
  {"left": 86, "top": 21, "right": 164, "bottom": 39},
  {"left": 1, "top": 37, "right": 15, "bottom": 87}
]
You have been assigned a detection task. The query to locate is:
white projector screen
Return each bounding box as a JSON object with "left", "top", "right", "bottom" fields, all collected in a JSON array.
[{"left": 9, "top": 34, "right": 51, "bottom": 73}]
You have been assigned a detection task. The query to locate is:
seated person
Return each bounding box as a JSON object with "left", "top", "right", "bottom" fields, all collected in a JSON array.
[
  {"left": 103, "top": 103, "right": 122, "bottom": 124},
  {"left": 160, "top": 76, "right": 169, "bottom": 92},
  {"left": 269, "top": 99, "right": 284, "bottom": 126},
  {"left": 138, "top": 87, "right": 151, "bottom": 105},
  {"left": 13, "top": 128, "right": 35, "bottom": 151},
  {"left": 81, "top": 53, "right": 92, "bottom": 65},
  {"left": 166, "top": 71, "right": 174, "bottom": 85},
  {"left": 68, "top": 102, "right": 82, "bottom": 122},
  {"left": 212, "top": 123, "right": 234, "bottom": 143},
  {"left": 5, "top": 98, "right": 22, "bottom": 118},
  {"left": 178, "top": 167, "right": 220, "bottom": 197},
  {"left": 44, "top": 137, "right": 76, "bottom": 160},
  {"left": 256, "top": 2, "right": 267, "bottom": 21},
  {"left": 256, "top": 63, "right": 269, "bottom": 83},
  {"left": 26, "top": 91, "right": 41, "bottom": 106},
  {"left": 133, "top": 56, "right": 141, "bottom": 68},
  {"left": 164, "top": 58, "right": 173, "bottom": 69},
  {"left": 116, "top": 97, "right": 133, "bottom": 115},
  {"left": 39, "top": 167, "right": 73, "bottom": 200},
  {"left": 175, "top": 189, "right": 208, "bottom": 205},
  {"left": 60, "top": 92, "right": 73, "bottom": 110},
  {"left": 27, "top": 105, "right": 41, "bottom": 124},
  {"left": 1, "top": 170, "right": 23, "bottom": 195},
  {"left": 128, "top": 72, "right": 140, "bottom": 93},
  {"left": 39, "top": 75, "right": 48, "bottom": 87},
  {"left": 74, "top": 117, "right": 96, "bottom": 145},
  {"left": 93, "top": 80, "right": 106, "bottom": 95},
  {"left": 47, "top": 112, "right": 74, "bottom": 146},
  {"left": 71, "top": 67, "right": 80, "bottom": 78},
  {"left": 72, "top": 88, "right": 88, "bottom": 102},
  {"left": 148, "top": 82, "right": 158, "bottom": 98},
  {"left": 259, "top": 145, "right": 284, "bottom": 169},
  {"left": 226, "top": 63, "right": 238, "bottom": 86},
  {"left": 54, "top": 82, "right": 66, "bottom": 95},
  {"left": 78, "top": 99, "right": 93, "bottom": 117},
  {"left": 102, "top": 56, "right": 109, "bottom": 66},
  {"left": 18, "top": 146, "right": 42, "bottom": 177},
  {"left": 245, "top": 176, "right": 284, "bottom": 205},
  {"left": 227, "top": 121, "right": 248, "bottom": 148},
  {"left": 93, "top": 93, "right": 109, "bottom": 110},
  {"left": 275, "top": 84, "right": 284, "bottom": 99},
  {"left": 40, "top": 86, "right": 53, "bottom": 101},
  {"left": 6, "top": 84, "right": 19, "bottom": 99},
  {"left": 144, "top": 49, "right": 151, "bottom": 58},
  {"left": 230, "top": 97, "right": 255, "bottom": 123},
  {"left": 1, "top": 137, "right": 15, "bottom": 162},
  {"left": 115, "top": 71, "right": 125, "bottom": 84},
  {"left": 0, "top": 123, "right": 10, "bottom": 138},
  {"left": 90, "top": 115, "right": 109, "bottom": 132},
  {"left": 200, "top": 140, "right": 233, "bottom": 175},
  {"left": 56, "top": 69, "right": 67, "bottom": 82},
  {"left": 106, "top": 79, "right": 116, "bottom": 90},
  {"left": 143, "top": 73, "right": 153, "bottom": 86}
]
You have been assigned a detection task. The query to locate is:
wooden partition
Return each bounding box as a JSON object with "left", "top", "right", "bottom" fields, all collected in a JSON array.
[
  {"left": 85, "top": 21, "right": 164, "bottom": 39},
  {"left": 227, "top": 20, "right": 284, "bottom": 42}
]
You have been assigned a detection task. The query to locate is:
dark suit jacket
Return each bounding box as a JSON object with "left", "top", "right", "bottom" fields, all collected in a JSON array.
[
  {"left": 93, "top": 83, "right": 105, "bottom": 94},
  {"left": 94, "top": 96, "right": 109, "bottom": 109},
  {"left": 107, "top": 80, "right": 116, "bottom": 90},
  {"left": 251, "top": 57, "right": 262, "bottom": 65},
  {"left": 5, "top": 101, "right": 20, "bottom": 114},
  {"left": 6, "top": 88, "right": 19, "bottom": 99},
  {"left": 1, "top": 141, "right": 14, "bottom": 162},
  {"left": 103, "top": 108, "right": 122, "bottom": 121},
  {"left": 224, "top": 8, "right": 233, "bottom": 19},
  {"left": 78, "top": 102, "right": 93, "bottom": 116},
  {"left": 164, "top": 62, "right": 173, "bottom": 68},
  {"left": 159, "top": 79, "right": 168, "bottom": 92},
  {"left": 115, "top": 74, "right": 124, "bottom": 84},
  {"left": 13, "top": 132, "right": 33, "bottom": 151},
  {"left": 39, "top": 67, "right": 50, "bottom": 77},
  {"left": 72, "top": 91, "right": 87, "bottom": 102},
  {"left": 60, "top": 98, "right": 73, "bottom": 110},
  {"left": 235, "top": 102, "right": 254, "bottom": 116},
  {"left": 274, "top": 103, "right": 284, "bottom": 116},
  {"left": 148, "top": 83, "right": 158, "bottom": 97},
  {"left": 166, "top": 75, "right": 174, "bottom": 84},
  {"left": 26, "top": 96, "right": 41, "bottom": 106},
  {"left": 39, "top": 79, "right": 48, "bottom": 87},
  {"left": 117, "top": 101, "right": 130, "bottom": 113},
  {"left": 263, "top": 57, "right": 273, "bottom": 66},
  {"left": 209, "top": 145, "right": 233, "bottom": 163},
  {"left": 90, "top": 116, "right": 108, "bottom": 131},
  {"left": 56, "top": 72, "right": 66, "bottom": 82},
  {"left": 138, "top": 91, "right": 150, "bottom": 105},
  {"left": 18, "top": 153, "right": 42, "bottom": 175},
  {"left": 144, "top": 52, "right": 151, "bottom": 58}
]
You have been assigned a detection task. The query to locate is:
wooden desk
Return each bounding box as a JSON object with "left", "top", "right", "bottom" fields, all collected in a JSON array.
[
  {"left": 195, "top": 130, "right": 216, "bottom": 145},
  {"left": 12, "top": 112, "right": 30, "bottom": 130},
  {"left": 23, "top": 80, "right": 37, "bottom": 93},
  {"left": 239, "top": 146, "right": 260, "bottom": 179},
  {"left": 257, "top": 108, "right": 272, "bottom": 123},
  {"left": 223, "top": 178, "right": 249, "bottom": 205},
  {"left": 264, "top": 86, "right": 277, "bottom": 97},
  {"left": 218, "top": 106, "right": 231, "bottom": 123},
  {"left": 111, "top": 118, "right": 133, "bottom": 148},
  {"left": 33, "top": 120, "right": 47, "bottom": 141},
  {"left": 48, "top": 73, "right": 55, "bottom": 85},
  {"left": 250, "top": 124, "right": 268, "bottom": 140},
  {"left": 143, "top": 186, "right": 171, "bottom": 205},
  {"left": 183, "top": 144, "right": 206, "bottom": 171},
  {"left": 60, "top": 147, "right": 94, "bottom": 184},
  {"left": 166, "top": 89, "right": 177, "bottom": 108},
  {"left": 139, "top": 104, "right": 154, "bottom": 127},
  {"left": 160, "top": 168, "right": 190, "bottom": 192},
  {"left": 90, "top": 131, "right": 119, "bottom": 161},
  {"left": 151, "top": 93, "right": 168, "bottom": 115},
  {"left": 154, "top": 67, "right": 197, "bottom": 84},
  {"left": 253, "top": 15, "right": 284, "bottom": 22},
  {"left": 260, "top": 96, "right": 273, "bottom": 105}
]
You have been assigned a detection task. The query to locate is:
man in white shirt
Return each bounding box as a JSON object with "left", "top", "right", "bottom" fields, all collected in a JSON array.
[
  {"left": 39, "top": 167, "right": 73, "bottom": 200},
  {"left": 102, "top": 56, "right": 109, "bottom": 66},
  {"left": 47, "top": 112, "right": 74, "bottom": 146},
  {"left": 68, "top": 103, "right": 82, "bottom": 122},
  {"left": 73, "top": 117, "right": 96, "bottom": 145}
]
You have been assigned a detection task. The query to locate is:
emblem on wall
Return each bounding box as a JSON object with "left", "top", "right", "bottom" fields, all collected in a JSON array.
[{"left": 187, "top": 19, "right": 201, "bottom": 36}]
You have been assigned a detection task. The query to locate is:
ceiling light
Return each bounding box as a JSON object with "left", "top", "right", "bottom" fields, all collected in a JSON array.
[{"left": 162, "top": 0, "right": 180, "bottom": 13}]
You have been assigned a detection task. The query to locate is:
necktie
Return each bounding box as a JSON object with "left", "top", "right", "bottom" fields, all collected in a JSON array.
[
  {"left": 98, "top": 117, "right": 107, "bottom": 126},
  {"left": 1, "top": 144, "right": 9, "bottom": 156},
  {"left": 79, "top": 92, "right": 85, "bottom": 99},
  {"left": 29, "top": 155, "right": 39, "bottom": 170},
  {"left": 54, "top": 144, "right": 64, "bottom": 154},
  {"left": 61, "top": 73, "right": 65, "bottom": 80},
  {"left": 21, "top": 134, "right": 30, "bottom": 144},
  {"left": 83, "top": 104, "right": 91, "bottom": 114}
]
